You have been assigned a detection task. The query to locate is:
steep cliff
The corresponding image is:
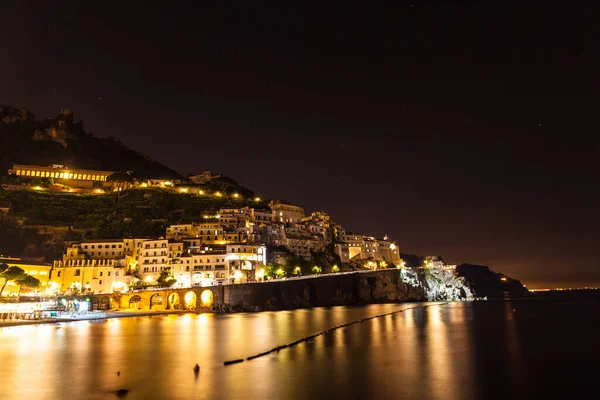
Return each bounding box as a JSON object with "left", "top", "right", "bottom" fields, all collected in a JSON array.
[{"left": 219, "top": 268, "right": 474, "bottom": 312}]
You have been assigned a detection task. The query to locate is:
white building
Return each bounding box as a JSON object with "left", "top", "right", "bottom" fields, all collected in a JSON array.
[{"left": 138, "top": 239, "right": 170, "bottom": 284}]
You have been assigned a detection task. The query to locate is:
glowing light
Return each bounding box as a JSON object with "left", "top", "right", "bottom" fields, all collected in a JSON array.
[
  {"left": 200, "top": 290, "right": 213, "bottom": 306},
  {"left": 276, "top": 268, "right": 284, "bottom": 276},
  {"left": 144, "top": 276, "right": 153, "bottom": 283},
  {"left": 501, "top": 277, "right": 507, "bottom": 281},
  {"left": 179, "top": 188, "right": 188, "bottom": 193},
  {"left": 233, "top": 193, "right": 239, "bottom": 198},
  {"left": 332, "top": 265, "right": 340, "bottom": 273},
  {"left": 390, "top": 243, "right": 396, "bottom": 250},
  {"left": 254, "top": 197, "right": 261, "bottom": 202},
  {"left": 185, "top": 291, "right": 196, "bottom": 306},
  {"left": 215, "top": 192, "right": 222, "bottom": 197},
  {"left": 33, "top": 186, "right": 42, "bottom": 191},
  {"left": 233, "top": 270, "right": 243, "bottom": 279},
  {"left": 255, "top": 268, "right": 265, "bottom": 279},
  {"left": 293, "top": 266, "right": 301, "bottom": 275},
  {"left": 198, "top": 190, "right": 204, "bottom": 195}
]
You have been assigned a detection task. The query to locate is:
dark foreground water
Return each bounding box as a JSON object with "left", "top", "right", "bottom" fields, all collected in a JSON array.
[{"left": 1, "top": 297, "right": 599, "bottom": 399}]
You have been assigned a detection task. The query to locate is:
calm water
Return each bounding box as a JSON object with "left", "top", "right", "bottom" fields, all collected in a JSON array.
[{"left": 1, "top": 299, "right": 598, "bottom": 399}]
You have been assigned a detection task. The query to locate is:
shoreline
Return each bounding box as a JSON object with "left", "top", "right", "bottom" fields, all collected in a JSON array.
[{"left": 0, "top": 310, "right": 191, "bottom": 328}]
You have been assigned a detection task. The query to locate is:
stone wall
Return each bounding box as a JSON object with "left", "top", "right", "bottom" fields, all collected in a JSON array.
[
  {"left": 101, "top": 268, "right": 474, "bottom": 313},
  {"left": 219, "top": 268, "right": 471, "bottom": 312}
]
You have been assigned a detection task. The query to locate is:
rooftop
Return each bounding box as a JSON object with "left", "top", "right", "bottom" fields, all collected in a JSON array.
[{"left": 0, "top": 257, "right": 51, "bottom": 267}]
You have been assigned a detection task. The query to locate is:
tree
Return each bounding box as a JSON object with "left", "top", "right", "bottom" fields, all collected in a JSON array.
[
  {"left": 0, "top": 266, "right": 25, "bottom": 296},
  {"left": 156, "top": 271, "right": 176, "bottom": 287},
  {"left": 15, "top": 274, "right": 41, "bottom": 294},
  {"left": 107, "top": 170, "right": 135, "bottom": 202}
]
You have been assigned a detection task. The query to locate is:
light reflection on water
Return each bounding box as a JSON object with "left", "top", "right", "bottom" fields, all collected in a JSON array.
[{"left": 0, "top": 301, "right": 597, "bottom": 399}]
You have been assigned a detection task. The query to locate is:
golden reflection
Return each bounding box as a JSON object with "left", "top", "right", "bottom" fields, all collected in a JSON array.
[{"left": 426, "top": 304, "right": 454, "bottom": 399}]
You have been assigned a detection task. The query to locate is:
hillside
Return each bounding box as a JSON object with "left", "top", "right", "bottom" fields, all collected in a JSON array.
[
  {"left": 0, "top": 188, "right": 266, "bottom": 259},
  {"left": 0, "top": 106, "right": 181, "bottom": 179}
]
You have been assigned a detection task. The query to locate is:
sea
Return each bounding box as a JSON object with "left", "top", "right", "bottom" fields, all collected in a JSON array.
[{"left": 1, "top": 291, "right": 598, "bottom": 399}]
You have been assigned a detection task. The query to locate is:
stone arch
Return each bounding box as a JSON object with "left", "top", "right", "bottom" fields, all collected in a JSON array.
[
  {"left": 91, "top": 297, "right": 100, "bottom": 310},
  {"left": 129, "top": 295, "right": 142, "bottom": 309},
  {"left": 200, "top": 289, "right": 214, "bottom": 307},
  {"left": 100, "top": 297, "right": 110, "bottom": 310},
  {"left": 150, "top": 294, "right": 164, "bottom": 309},
  {"left": 184, "top": 291, "right": 197, "bottom": 310},
  {"left": 168, "top": 293, "right": 180, "bottom": 310}
]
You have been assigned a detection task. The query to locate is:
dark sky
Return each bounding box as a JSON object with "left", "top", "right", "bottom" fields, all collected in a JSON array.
[{"left": 1, "top": 2, "right": 598, "bottom": 288}]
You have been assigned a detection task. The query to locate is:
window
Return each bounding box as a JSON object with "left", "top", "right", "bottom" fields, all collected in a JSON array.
[
  {"left": 84, "top": 245, "right": 88, "bottom": 249},
  {"left": 57, "top": 271, "right": 61, "bottom": 277},
  {"left": 75, "top": 269, "right": 81, "bottom": 276},
  {"left": 108, "top": 272, "right": 111, "bottom": 276},
  {"left": 100, "top": 272, "right": 103, "bottom": 277},
  {"left": 98, "top": 245, "right": 103, "bottom": 249},
  {"left": 112, "top": 245, "right": 116, "bottom": 249},
  {"left": 91, "top": 245, "right": 95, "bottom": 249},
  {"left": 91, "top": 252, "right": 95, "bottom": 256},
  {"left": 100, "top": 280, "right": 103, "bottom": 284}
]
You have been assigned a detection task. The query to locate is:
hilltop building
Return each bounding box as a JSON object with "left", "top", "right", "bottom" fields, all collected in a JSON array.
[{"left": 8, "top": 164, "right": 113, "bottom": 189}]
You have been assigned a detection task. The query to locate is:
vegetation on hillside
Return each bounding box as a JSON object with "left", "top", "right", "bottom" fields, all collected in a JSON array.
[
  {"left": 0, "top": 188, "right": 269, "bottom": 259},
  {"left": 0, "top": 105, "right": 181, "bottom": 179}
]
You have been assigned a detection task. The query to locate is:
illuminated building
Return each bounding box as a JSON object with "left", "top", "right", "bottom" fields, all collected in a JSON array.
[{"left": 8, "top": 164, "right": 113, "bottom": 188}]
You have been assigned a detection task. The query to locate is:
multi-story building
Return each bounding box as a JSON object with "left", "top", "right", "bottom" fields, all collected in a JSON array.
[
  {"left": 171, "top": 248, "right": 228, "bottom": 287},
  {"left": 166, "top": 224, "right": 194, "bottom": 239},
  {"left": 138, "top": 239, "right": 170, "bottom": 284},
  {"left": 49, "top": 246, "right": 126, "bottom": 294},
  {"left": 269, "top": 201, "right": 304, "bottom": 223},
  {"left": 225, "top": 244, "right": 267, "bottom": 283},
  {"left": 335, "top": 233, "right": 401, "bottom": 268},
  {"left": 78, "top": 239, "right": 126, "bottom": 264}
]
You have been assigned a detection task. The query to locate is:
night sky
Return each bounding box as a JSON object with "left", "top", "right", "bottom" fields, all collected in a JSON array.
[{"left": 1, "top": 2, "right": 598, "bottom": 288}]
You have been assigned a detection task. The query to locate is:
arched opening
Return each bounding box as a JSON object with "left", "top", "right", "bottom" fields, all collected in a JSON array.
[
  {"left": 91, "top": 297, "right": 99, "bottom": 310},
  {"left": 168, "top": 293, "right": 180, "bottom": 310},
  {"left": 100, "top": 297, "right": 110, "bottom": 310},
  {"left": 200, "top": 290, "right": 213, "bottom": 307},
  {"left": 184, "top": 291, "right": 197, "bottom": 310},
  {"left": 129, "top": 295, "right": 142, "bottom": 309},
  {"left": 150, "top": 294, "right": 163, "bottom": 309}
]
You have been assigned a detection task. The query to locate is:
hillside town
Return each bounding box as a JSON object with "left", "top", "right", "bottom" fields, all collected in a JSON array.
[{"left": 1, "top": 163, "right": 404, "bottom": 296}]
